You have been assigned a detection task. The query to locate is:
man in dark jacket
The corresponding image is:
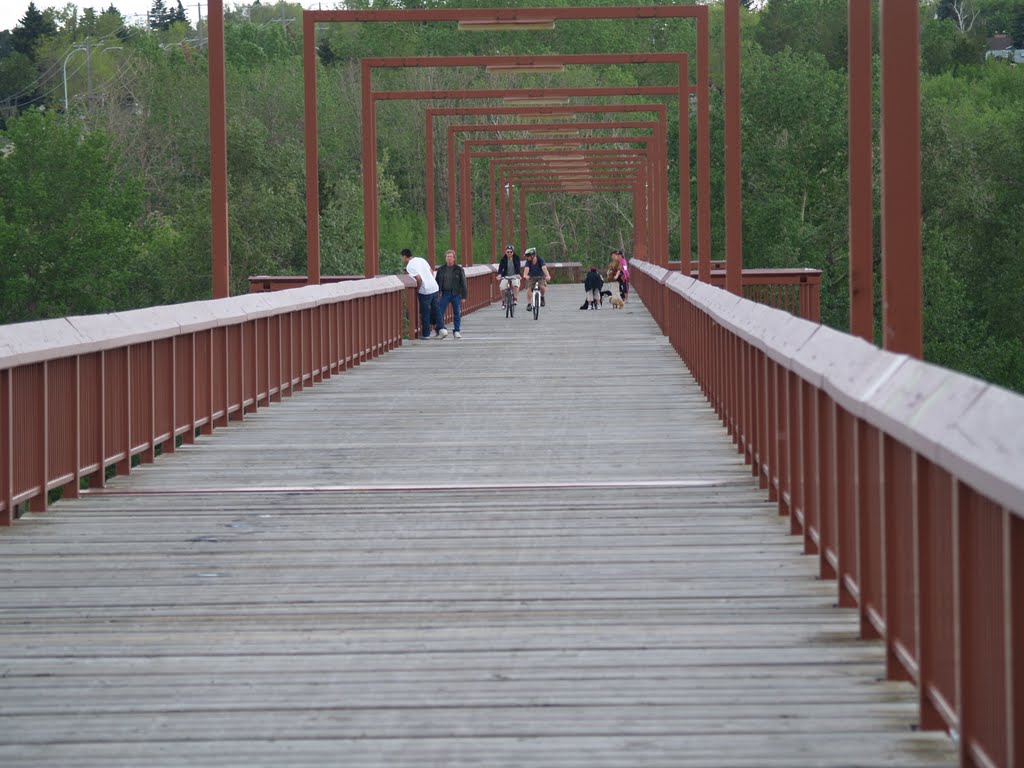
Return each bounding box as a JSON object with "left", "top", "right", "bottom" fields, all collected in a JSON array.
[
  {"left": 434, "top": 249, "right": 469, "bottom": 339},
  {"left": 496, "top": 244, "right": 521, "bottom": 308}
]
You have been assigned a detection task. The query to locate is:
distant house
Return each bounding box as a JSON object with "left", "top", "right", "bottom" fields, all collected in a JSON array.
[{"left": 985, "top": 33, "right": 1024, "bottom": 63}]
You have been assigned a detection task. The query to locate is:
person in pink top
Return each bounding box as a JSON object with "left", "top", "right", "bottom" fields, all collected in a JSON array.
[{"left": 608, "top": 249, "right": 630, "bottom": 303}]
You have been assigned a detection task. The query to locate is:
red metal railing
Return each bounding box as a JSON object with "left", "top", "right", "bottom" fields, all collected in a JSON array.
[
  {"left": 0, "top": 271, "right": 489, "bottom": 523},
  {"left": 666, "top": 263, "right": 821, "bottom": 322},
  {"left": 632, "top": 259, "right": 1022, "bottom": 768},
  {"left": 249, "top": 263, "right": 583, "bottom": 294}
]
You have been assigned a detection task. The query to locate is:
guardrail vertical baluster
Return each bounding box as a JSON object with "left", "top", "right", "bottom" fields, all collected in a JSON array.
[{"left": 957, "top": 486, "right": 1009, "bottom": 767}]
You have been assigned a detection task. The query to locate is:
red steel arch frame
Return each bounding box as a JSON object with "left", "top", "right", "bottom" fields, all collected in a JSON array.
[
  {"left": 491, "top": 156, "right": 643, "bottom": 256},
  {"left": 423, "top": 102, "right": 682, "bottom": 268},
  {"left": 368, "top": 84, "right": 679, "bottom": 275},
  {"left": 497, "top": 160, "right": 647, "bottom": 263},
  {"left": 298, "top": 5, "right": 728, "bottom": 284},
  {"left": 477, "top": 156, "right": 653, "bottom": 269},
  {"left": 483, "top": 149, "right": 649, "bottom": 259},
  {"left": 362, "top": 53, "right": 695, "bottom": 270},
  {"left": 497, "top": 159, "right": 647, "bottom": 257},
  {"left": 368, "top": 92, "right": 688, "bottom": 272},
  {"left": 487, "top": 147, "right": 653, "bottom": 259},
  {"left": 361, "top": 51, "right": 700, "bottom": 275},
  {"left": 448, "top": 120, "right": 663, "bottom": 266},
  {"left": 462, "top": 135, "right": 660, "bottom": 266}
]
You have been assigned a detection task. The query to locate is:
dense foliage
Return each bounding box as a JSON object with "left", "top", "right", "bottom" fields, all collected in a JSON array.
[{"left": 1, "top": 0, "right": 1023, "bottom": 392}]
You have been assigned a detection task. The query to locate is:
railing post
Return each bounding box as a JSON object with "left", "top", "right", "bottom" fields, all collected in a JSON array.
[
  {"left": 958, "top": 489, "right": 1010, "bottom": 767},
  {"left": 1, "top": 369, "right": 10, "bottom": 525},
  {"left": 916, "top": 461, "right": 957, "bottom": 733}
]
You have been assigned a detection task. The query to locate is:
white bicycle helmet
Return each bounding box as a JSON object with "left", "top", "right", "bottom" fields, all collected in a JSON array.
[{"left": 524, "top": 247, "right": 537, "bottom": 257}]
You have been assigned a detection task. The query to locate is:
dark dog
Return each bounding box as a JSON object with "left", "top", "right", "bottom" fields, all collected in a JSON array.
[{"left": 599, "top": 289, "right": 613, "bottom": 306}]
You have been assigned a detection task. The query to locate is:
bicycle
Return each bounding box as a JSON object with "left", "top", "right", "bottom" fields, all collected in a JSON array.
[
  {"left": 529, "top": 278, "right": 541, "bottom": 320},
  {"left": 500, "top": 277, "right": 515, "bottom": 318}
]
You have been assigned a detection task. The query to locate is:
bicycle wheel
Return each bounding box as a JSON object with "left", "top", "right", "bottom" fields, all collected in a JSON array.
[
  {"left": 506, "top": 289, "right": 514, "bottom": 318},
  {"left": 533, "top": 290, "right": 540, "bottom": 320}
]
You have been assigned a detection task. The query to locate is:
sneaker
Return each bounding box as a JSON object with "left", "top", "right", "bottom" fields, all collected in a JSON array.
[
  {"left": 541, "top": 296, "right": 546, "bottom": 307},
  {"left": 437, "top": 328, "right": 449, "bottom": 339},
  {"left": 453, "top": 331, "right": 462, "bottom": 339},
  {"left": 526, "top": 304, "right": 532, "bottom": 312},
  {"left": 514, "top": 299, "right": 518, "bottom": 305},
  {"left": 501, "top": 303, "right": 506, "bottom": 309}
]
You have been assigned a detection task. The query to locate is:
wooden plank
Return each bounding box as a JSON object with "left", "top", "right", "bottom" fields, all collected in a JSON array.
[{"left": 0, "top": 288, "right": 955, "bottom": 766}]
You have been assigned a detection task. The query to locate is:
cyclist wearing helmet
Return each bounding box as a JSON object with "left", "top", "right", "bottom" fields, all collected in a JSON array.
[
  {"left": 521, "top": 247, "right": 552, "bottom": 310},
  {"left": 496, "top": 244, "right": 521, "bottom": 307}
]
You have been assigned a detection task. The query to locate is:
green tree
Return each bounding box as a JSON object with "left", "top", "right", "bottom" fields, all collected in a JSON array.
[
  {"left": 97, "top": 5, "right": 126, "bottom": 38},
  {"left": 148, "top": 0, "right": 173, "bottom": 31},
  {"left": 754, "top": 0, "right": 852, "bottom": 70},
  {"left": 0, "top": 51, "right": 38, "bottom": 114},
  {"left": 79, "top": 7, "right": 98, "bottom": 36},
  {"left": 10, "top": 2, "right": 57, "bottom": 60},
  {"left": 922, "top": 17, "right": 985, "bottom": 73},
  {"left": 172, "top": 0, "right": 188, "bottom": 25},
  {"left": 919, "top": 63, "right": 1024, "bottom": 391},
  {"left": 0, "top": 109, "right": 167, "bottom": 322}
]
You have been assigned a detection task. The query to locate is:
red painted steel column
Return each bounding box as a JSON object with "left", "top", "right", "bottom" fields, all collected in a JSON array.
[
  {"left": 647, "top": 140, "right": 659, "bottom": 264},
  {"left": 696, "top": 8, "right": 712, "bottom": 281},
  {"left": 518, "top": 186, "right": 526, "bottom": 253},
  {"left": 630, "top": 178, "right": 638, "bottom": 260},
  {"left": 209, "top": 0, "right": 230, "bottom": 297},
  {"left": 361, "top": 61, "right": 377, "bottom": 277},
  {"left": 426, "top": 111, "right": 436, "bottom": 266},
  {"left": 462, "top": 152, "right": 473, "bottom": 265},
  {"left": 489, "top": 161, "right": 496, "bottom": 263},
  {"left": 658, "top": 123, "right": 670, "bottom": 266},
  {"left": 724, "top": 0, "right": 743, "bottom": 296},
  {"left": 647, "top": 155, "right": 655, "bottom": 261},
  {"left": 448, "top": 128, "right": 457, "bottom": 253},
  {"left": 849, "top": 1, "right": 873, "bottom": 341},
  {"left": 634, "top": 166, "right": 647, "bottom": 261},
  {"left": 679, "top": 58, "right": 691, "bottom": 275},
  {"left": 880, "top": 1, "right": 922, "bottom": 358},
  {"left": 500, "top": 169, "right": 508, "bottom": 249},
  {"left": 303, "top": 14, "right": 321, "bottom": 284}
]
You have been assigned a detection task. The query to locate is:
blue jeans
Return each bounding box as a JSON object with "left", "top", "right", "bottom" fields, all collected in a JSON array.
[
  {"left": 417, "top": 291, "right": 440, "bottom": 338},
  {"left": 437, "top": 293, "right": 462, "bottom": 332}
]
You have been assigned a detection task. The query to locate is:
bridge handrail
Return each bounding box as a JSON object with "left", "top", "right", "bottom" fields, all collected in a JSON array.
[
  {"left": 645, "top": 262, "right": 1023, "bottom": 516},
  {"left": 631, "top": 258, "right": 1022, "bottom": 768},
  {"left": 0, "top": 275, "right": 425, "bottom": 524}
]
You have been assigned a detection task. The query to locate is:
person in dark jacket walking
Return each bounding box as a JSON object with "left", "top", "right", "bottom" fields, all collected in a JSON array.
[
  {"left": 434, "top": 249, "right": 469, "bottom": 339},
  {"left": 581, "top": 266, "right": 605, "bottom": 309}
]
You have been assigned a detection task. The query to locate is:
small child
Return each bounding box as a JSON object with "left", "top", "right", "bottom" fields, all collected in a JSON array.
[{"left": 581, "top": 266, "right": 605, "bottom": 310}]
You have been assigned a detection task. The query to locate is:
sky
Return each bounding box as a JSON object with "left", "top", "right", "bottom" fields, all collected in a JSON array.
[{"left": 0, "top": 1, "right": 202, "bottom": 34}]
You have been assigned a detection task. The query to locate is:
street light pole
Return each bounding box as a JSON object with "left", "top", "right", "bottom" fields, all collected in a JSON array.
[
  {"left": 62, "top": 46, "right": 88, "bottom": 111},
  {"left": 63, "top": 44, "right": 122, "bottom": 112}
]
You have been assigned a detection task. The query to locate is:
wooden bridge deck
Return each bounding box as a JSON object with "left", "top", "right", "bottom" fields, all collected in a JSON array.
[{"left": 0, "top": 286, "right": 956, "bottom": 766}]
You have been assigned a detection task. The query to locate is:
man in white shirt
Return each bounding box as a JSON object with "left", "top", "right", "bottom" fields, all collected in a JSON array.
[{"left": 401, "top": 248, "right": 445, "bottom": 339}]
